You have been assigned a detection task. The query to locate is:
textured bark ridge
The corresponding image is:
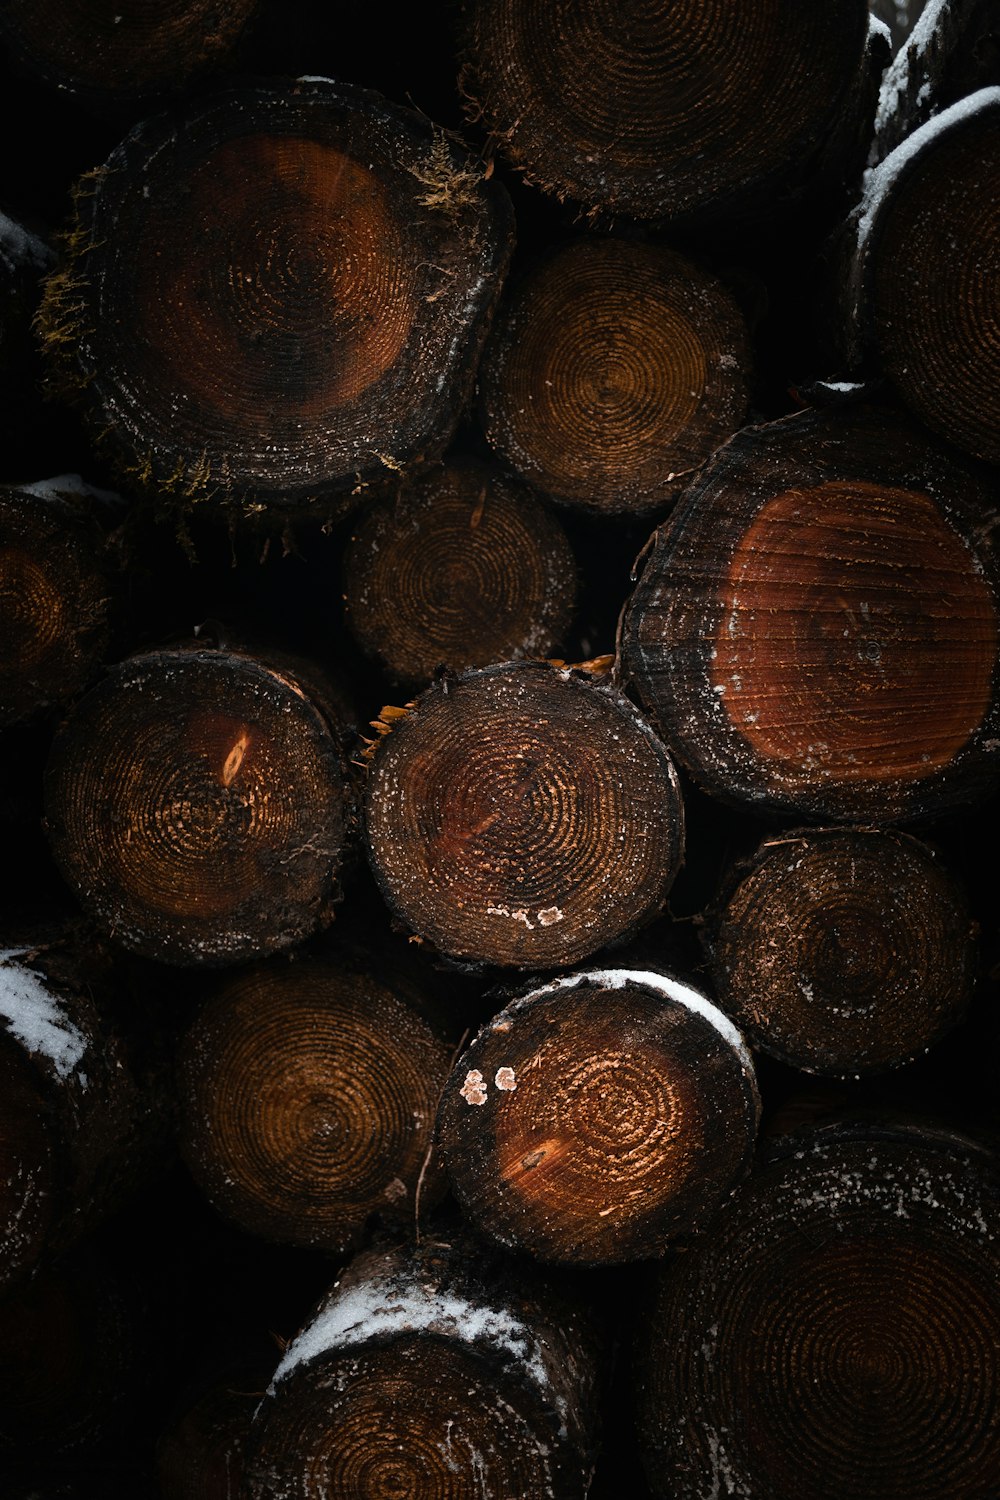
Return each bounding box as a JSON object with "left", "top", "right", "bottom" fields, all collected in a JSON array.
[
  {"left": 478, "top": 239, "right": 751, "bottom": 517},
  {"left": 364, "top": 660, "right": 684, "bottom": 969},
  {"left": 619, "top": 406, "right": 1000, "bottom": 823},
  {"left": 244, "top": 1241, "right": 600, "bottom": 1500},
  {"left": 37, "top": 80, "right": 513, "bottom": 514},
  {"left": 437, "top": 968, "right": 759, "bottom": 1265},
  {"left": 843, "top": 88, "right": 1000, "bottom": 462},
  {"left": 178, "top": 952, "right": 452, "bottom": 1251},
  {"left": 638, "top": 1117, "right": 1000, "bottom": 1500},
  {"left": 44, "top": 647, "right": 350, "bottom": 965},
  {"left": 0, "top": 0, "right": 258, "bottom": 106},
  {"left": 707, "top": 828, "right": 977, "bottom": 1078},
  {"left": 343, "top": 458, "right": 577, "bottom": 687},
  {"left": 873, "top": 0, "right": 1000, "bottom": 163},
  {"left": 0, "top": 940, "right": 144, "bottom": 1289},
  {"left": 0, "top": 478, "right": 114, "bottom": 726},
  {"left": 460, "top": 0, "right": 870, "bottom": 222}
]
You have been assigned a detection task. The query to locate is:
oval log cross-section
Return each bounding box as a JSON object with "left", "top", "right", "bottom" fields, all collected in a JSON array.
[
  {"left": 364, "top": 661, "right": 684, "bottom": 968},
  {"left": 437, "top": 968, "right": 759, "bottom": 1265},
  {"left": 638, "top": 1119, "right": 1000, "bottom": 1499},
  {"left": 478, "top": 239, "right": 751, "bottom": 517},
  {"left": 178, "top": 955, "right": 451, "bottom": 1251},
  {"left": 44, "top": 649, "right": 349, "bottom": 965},
  {"left": 620, "top": 407, "right": 1000, "bottom": 822},
  {"left": 707, "top": 828, "right": 976, "bottom": 1077},
  {"left": 37, "top": 81, "right": 513, "bottom": 512},
  {"left": 343, "top": 459, "right": 577, "bottom": 686},
  {"left": 245, "top": 1243, "right": 599, "bottom": 1500},
  {"left": 460, "top": 0, "right": 870, "bottom": 222}
]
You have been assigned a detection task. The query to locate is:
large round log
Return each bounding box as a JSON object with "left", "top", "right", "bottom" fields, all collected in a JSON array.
[
  {"left": 459, "top": 0, "right": 871, "bottom": 222},
  {"left": 437, "top": 967, "right": 759, "bottom": 1264},
  {"left": 44, "top": 647, "right": 351, "bottom": 965},
  {"left": 37, "top": 80, "right": 513, "bottom": 514},
  {"left": 364, "top": 660, "right": 684, "bottom": 968},
  {"left": 638, "top": 1117, "right": 1000, "bottom": 1499},
  {"left": 706, "top": 827, "right": 976, "bottom": 1077},
  {"left": 244, "top": 1241, "right": 600, "bottom": 1499},
  {"left": 343, "top": 458, "right": 577, "bottom": 686},
  {"left": 178, "top": 952, "right": 452, "bottom": 1251},
  {"left": 619, "top": 406, "right": 1000, "bottom": 823}
]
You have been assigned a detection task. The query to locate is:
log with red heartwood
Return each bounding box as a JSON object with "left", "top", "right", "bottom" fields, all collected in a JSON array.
[{"left": 619, "top": 405, "right": 1000, "bottom": 823}]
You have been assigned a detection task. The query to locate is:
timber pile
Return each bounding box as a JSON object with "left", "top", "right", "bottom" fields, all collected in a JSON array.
[{"left": 0, "top": 0, "right": 998, "bottom": 1495}]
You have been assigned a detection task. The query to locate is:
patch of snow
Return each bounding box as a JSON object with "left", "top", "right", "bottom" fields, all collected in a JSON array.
[
  {"left": 0, "top": 210, "right": 52, "bottom": 271},
  {"left": 0, "top": 950, "right": 87, "bottom": 1080},
  {"left": 18, "top": 474, "right": 121, "bottom": 506}
]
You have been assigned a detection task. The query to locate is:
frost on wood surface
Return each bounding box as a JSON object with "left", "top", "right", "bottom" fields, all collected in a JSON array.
[{"left": 0, "top": 949, "right": 88, "bottom": 1080}]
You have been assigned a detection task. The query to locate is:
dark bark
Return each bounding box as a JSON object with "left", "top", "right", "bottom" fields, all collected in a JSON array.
[
  {"left": 364, "top": 659, "right": 684, "bottom": 969},
  {"left": 705, "top": 827, "right": 977, "bottom": 1077},
  {"left": 36, "top": 79, "right": 514, "bottom": 516},
  {"left": 477, "top": 238, "right": 751, "bottom": 517},
  {"left": 343, "top": 457, "right": 577, "bottom": 687},
  {"left": 437, "top": 967, "right": 759, "bottom": 1264},
  {"left": 619, "top": 405, "right": 1000, "bottom": 823},
  {"left": 873, "top": 0, "right": 1000, "bottom": 163}
]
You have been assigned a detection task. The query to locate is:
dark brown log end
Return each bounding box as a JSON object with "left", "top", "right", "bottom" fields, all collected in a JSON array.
[
  {"left": 708, "top": 828, "right": 977, "bottom": 1077},
  {"left": 0, "top": 0, "right": 258, "bottom": 105},
  {"left": 364, "top": 660, "right": 684, "bottom": 968},
  {"left": 343, "top": 458, "right": 577, "bottom": 686},
  {"left": 438, "top": 968, "right": 759, "bottom": 1265},
  {"left": 0, "top": 479, "right": 112, "bottom": 726},
  {"left": 478, "top": 239, "right": 751, "bottom": 517},
  {"left": 44, "top": 649, "right": 349, "bottom": 965},
  {"left": 245, "top": 1243, "right": 599, "bottom": 1499},
  {"left": 638, "top": 1119, "right": 1000, "bottom": 1499},
  {"left": 620, "top": 407, "right": 1000, "bottom": 822},
  {"left": 460, "top": 0, "right": 870, "bottom": 221},
  {"left": 37, "top": 81, "right": 513, "bottom": 512},
  {"left": 863, "top": 90, "right": 1000, "bottom": 463},
  {"left": 178, "top": 955, "right": 451, "bottom": 1251},
  {"left": 157, "top": 1366, "right": 264, "bottom": 1500}
]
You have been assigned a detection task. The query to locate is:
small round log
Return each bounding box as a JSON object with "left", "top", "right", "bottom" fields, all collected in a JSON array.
[
  {"left": 244, "top": 1241, "right": 600, "bottom": 1499},
  {"left": 0, "top": 0, "right": 258, "bottom": 107},
  {"left": 638, "top": 1117, "right": 1000, "bottom": 1499},
  {"left": 37, "top": 80, "right": 513, "bottom": 513},
  {"left": 343, "top": 458, "right": 577, "bottom": 686},
  {"left": 44, "top": 647, "right": 350, "bottom": 965},
  {"left": 178, "top": 953, "right": 452, "bottom": 1251},
  {"left": 0, "top": 477, "right": 115, "bottom": 726},
  {"left": 460, "top": 0, "right": 870, "bottom": 222},
  {"left": 619, "top": 406, "right": 1000, "bottom": 823},
  {"left": 478, "top": 238, "right": 751, "bottom": 517},
  {"left": 706, "top": 827, "right": 976, "bottom": 1077},
  {"left": 364, "top": 660, "right": 684, "bottom": 969},
  {"left": 437, "top": 967, "right": 759, "bottom": 1264},
  {"left": 845, "top": 88, "right": 1000, "bottom": 462}
]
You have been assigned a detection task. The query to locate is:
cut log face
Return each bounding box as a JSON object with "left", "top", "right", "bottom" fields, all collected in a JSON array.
[
  {"left": 461, "top": 0, "right": 870, "bottom": 221},
  {"left": 364, "top": 661, "right": 684, "bottom": 968},
  {"left": 638, "top": 1119, "right": 1000, "bottom": 1500},
  {"left": 178, "top": 957, "right": 451, "bottom": 1251},
  {"left": 44, "top": 649, "right": 348, "bottom": 965},
  {"left": 708, "top": 828, "right": 976, "bottom": 1077},
  {"left": 38, "top": 81, "right": 513, "bottom": 510},
  {"left": 437, "top": 968, "right": 759, "bottom": 1265},
  {"left": 0, "top": 0, "right": 258, "bottom": 104},
  {"left": 619, "top": 407, "right": 1000, "bottom": 822},
  {"left": 478, "top": 239, "right": 751, "bottom": 517},
  {"left": 343, "top": 458, "right": 577, "bottom": 686},
  {"left": 863, "top": 91, "right": 1000, "bottom": 463},
  {"left": 0, "top": 480, "right": 112, "bottom": 726},
  {"left": 245, "top": 1243, "right": 599, "bottom": 1499}
]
